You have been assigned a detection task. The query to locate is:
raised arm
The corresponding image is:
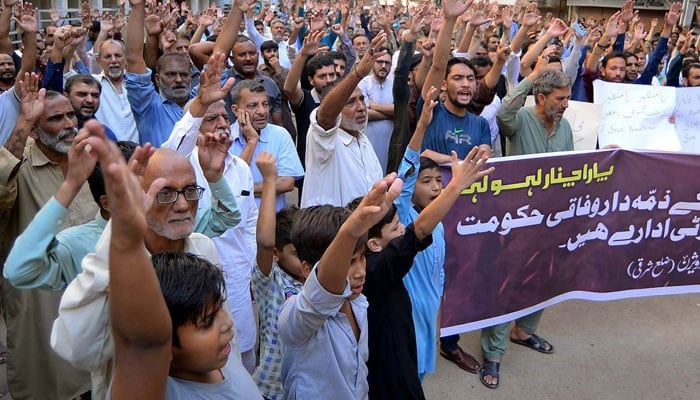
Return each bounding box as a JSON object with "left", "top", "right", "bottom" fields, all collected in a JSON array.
[
  {"left": 126, "top": 0, "right": 148, "bottom": 73},
  {"left": 4, "top": 73, "right": 43, "bottom": 160},
  {"left": 585, "top": 12, "right": 619, "bottom": 72},
  {"left": 88, "top": 121, "right": 170, "bottom": 400},
  {"left": 316, "top": 31, "right": 387, "bottom": 129},
  {"left": 414, "top": 147, "right": 493, "bottom": 240},
  {"left": 519, "top": 18, "right": 568, "bottom": 77},
  {"left": 0, "top": 0, "right": 15, "bottom": 55},
  {"left": 13, "top": 1, "right": 37, "bottom": 79},
  {"left": 284, "top": 29, "right": 325, "bottom": 107},
  {"left": 255, "top": 152, "right": 278, "bottom": 276},
  {"left": 318, "top": 173, "right": 402, "bottom": 295},
  {"left": 212, "top": 0, "right": 245, "bottom": 57},
  {"left": 421, "top": 0, "right": 474, "bottom": 101}
]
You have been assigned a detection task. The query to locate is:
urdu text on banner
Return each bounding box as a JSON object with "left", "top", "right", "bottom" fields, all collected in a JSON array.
[{"left": 439, "top": 149, "right": 700, "bottom": 336}]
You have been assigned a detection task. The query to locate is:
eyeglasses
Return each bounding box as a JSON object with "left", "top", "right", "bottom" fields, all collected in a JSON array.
[{"left": 156, "top": 186, "right": 205, "bottom": 204}]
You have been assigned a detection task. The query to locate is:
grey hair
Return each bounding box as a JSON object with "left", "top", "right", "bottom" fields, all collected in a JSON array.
[
  {"left": 532, "top": 70, "right": 571, "bottom": 104},
  {"left": 230, "top": 80, "right": 266, "bottom": 105}
]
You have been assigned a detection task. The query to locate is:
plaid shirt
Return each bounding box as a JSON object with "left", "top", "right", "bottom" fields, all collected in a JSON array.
[{"left": 252, "top": 262, "right": 303, "bottom": 399}]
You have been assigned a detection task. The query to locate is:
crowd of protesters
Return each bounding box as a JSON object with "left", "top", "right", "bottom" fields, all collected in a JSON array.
[{"left": 0, "top": 0, "right": 698, "bottom": 398}]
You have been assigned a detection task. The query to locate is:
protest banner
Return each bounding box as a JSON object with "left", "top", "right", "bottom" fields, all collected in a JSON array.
[
  {"left": 593, "top": 81, "right": 700, "bottom": 152},
  {"left": 440, "top": 149, "right": 700, "bottom": 336}
]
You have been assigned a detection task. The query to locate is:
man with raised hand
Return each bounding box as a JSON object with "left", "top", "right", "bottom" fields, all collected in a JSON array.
[{"left": 300, "top": 32, "right": 388, "bottom": 208}]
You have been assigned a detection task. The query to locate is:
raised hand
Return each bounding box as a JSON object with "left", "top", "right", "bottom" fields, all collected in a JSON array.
[
  {"left": 255, "top": 151, "right": 278, "bottom": 181},
  {"left": 198, "top": 131, "right": 232, "bottom": 182},
  {"left": 64, "top": 128, "right": 99, "bottom": 191},
  {"left": 160, "top": 29, "right": 176, "bottom": 52},
  {"left": 300, "top": 29, "right": 328, "bottom": 57},
  {"left": 634, "top": 23, "right": 645, "bottom": 41},
  {"left": 521, "top": 3, "right": 540, "bottom": 28},
  {"left": 355, "top": 31, "right": 387, "bottom": 76},
  {"left": 13, "top": 2, "right": 38, "bottom": 34},
  {"left": 665, "top": 2, "right": 682, "bottom": 27},
  {"left": 17, "top": 72, "right": 45, "bottom": 124},
  {"left": 341, "top": 173, "right": 403, "bottom": 239},
  {"left": 619, "top": 0, "right": 637, "bottom": 24},
  {"left": 50, "top": 7, "right": 60, "bottom": 24},
  {"left": 198, "top": 52, "right": 236, "bottom": 106},
  {"left": 546, "top": 18, "right": 568, "bottom": 38},
  {"left": 331, "top": 23, "right": 344, "bottom": 37},
  {"left": 101, "top": 12, "right": 115, "bottom": 33},
  {"left": 442, "top": 0, "right": 475, "bottom": 20},
  {"left": 419, "top": 86, "right": 439, "bottom": 126},
  {"left": 448, "top": 147, "right": 494, "bottom": 191}
]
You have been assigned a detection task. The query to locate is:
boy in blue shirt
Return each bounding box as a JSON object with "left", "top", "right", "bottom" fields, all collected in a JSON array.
[{"left": 278, "top": 174, "right": 403, "bottom": 399}]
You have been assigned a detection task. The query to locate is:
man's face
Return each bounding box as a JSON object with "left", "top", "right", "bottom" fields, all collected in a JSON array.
[
  {"left": 372, "top": 54, "right": 392, "bottom": 81},
  {"left": 474, "top": 44, "right": 488, "bottom": 57},
  {"left": 636, "top": 52, "right": 646, "bottom": 71},
  {"left": 200, "top": 102, "right": 231, "bottom": 136},
  {"left": 473, "top": 64, "right": 491, "bottom": 82},
  {"left": 625, "top": 55, "right": 639, "bottom": 81},
  {"left": 145, "top": 151, "right": 198, "bottom": 241},
  {"left": 308, "top": 64, "right": 337, "bottom": 91},
  {"left": 45, "top": 25, "right": 56, "bottom": 45},
  {"left": 157, "top": 58, "right": 192, "bottom": 104},
  {"left": 255, "top": 22, "right": 265, "bottom": 34},
  {"left": 333, "top": 58, "right": 346, "bottom": 78},
  {"left": 686, "top": 67, "right": 700, "bottom": 87},
  {"left": 233, "top": 41, "right": 259, "bottom": 77},
  {"left": 262, "top": 47, "right": 278, "bottom": 63},
  {"left": 487, "top": 36, "right": 499, "bottom": 52},
  {"left": 98, "top": 42, "right": 126, "bottom": 80},
  {"left": 353, "top": 36, "right": 369, "bottom": 58},
  {"left": 67, "top": 82, "right": 100, "bottom": 121},
  {"left": 0, "top": 54, "right": 15, "bottom": 82},
  {"left": 36, "top": 96, "right": 78, "bottom": 154},
  {"left": 339, "top": 88, "right": 367, "bottom": 133},
  {"left": 270, "top": 22, "right": 285, "bottom": 42},
  {"left": 173, "top": 38, "right": 190, "bottom": 56},
  {"left": 602, "top": 57, "right": 626, "bottom": 83},
  {"left": 232, "top": 88, "right": 270, "bottom": 131},
  {"left": 369, "top": 21, "right": 381, "bottom": 36},
  {"left": 442, "top": 63, "right": 476, "bottom": 109},
  {"left": 539, "top": 86, "right": 571, "bottom": 124}
]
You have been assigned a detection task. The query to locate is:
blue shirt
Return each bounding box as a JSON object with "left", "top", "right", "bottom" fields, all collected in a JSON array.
[
  {"left": 230, "top": 122, "right": 304, "bottom": 211},
  {"left": 417, "top": 99, "right": 491, "bottom": 158},
  {"left": 3, "top": 180, "right": 241, "bottom": 290},
  {"left": 125, "top": 69, "right": 189, "bottom": 147}
]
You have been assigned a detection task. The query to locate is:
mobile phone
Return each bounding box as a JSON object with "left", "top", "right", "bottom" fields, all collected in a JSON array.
[{"left": 572, "top": 21, "right": 587, "bottom": 37}]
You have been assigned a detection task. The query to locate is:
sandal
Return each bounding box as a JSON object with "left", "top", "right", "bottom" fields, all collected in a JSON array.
[
  {"left": 510, "top": 333, "right": 555, "bottom": 354},
  {"left": 479, "top": 359, "right": 500, "bottom": 389}
]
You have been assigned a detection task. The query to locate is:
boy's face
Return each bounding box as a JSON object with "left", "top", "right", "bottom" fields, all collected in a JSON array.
[
  {"left": 370, "top": 213, "right": 405, "bottom": 251},
  {"left": 276, "top": 243, "right": 304, "bottom": 282},
  {"left": 413, "top": 167, "right": 442, "bottom": 210},
  {"left": 170, "top": 306, "right": 234, "bottom": 380},
  {"left": 347, "top": 248, "right": 366, "bottom": 300}
]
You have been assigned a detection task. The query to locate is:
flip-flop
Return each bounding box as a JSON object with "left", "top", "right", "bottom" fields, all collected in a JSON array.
[
  {"left": 479, "top": 359, "right": 500, "bottom": 389},
  {"left": 510, "top": 333, "right": 555, "bottom": 354}
]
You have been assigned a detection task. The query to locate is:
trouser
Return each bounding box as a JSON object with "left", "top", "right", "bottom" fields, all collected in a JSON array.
[{"left": 480, "top": 309, "right": 544, "bottom": 360}]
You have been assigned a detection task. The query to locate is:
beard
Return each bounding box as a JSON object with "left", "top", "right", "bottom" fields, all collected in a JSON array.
[
  {"left": 159, "top": 82, "right": 191, "bottom": 104},
  {"left": 147, "top": 213, "right": 194, "bottom": 240},
  {"left": 37, "top": 126, "right": 77, "bottom": 154},
  {"left": 340, "top": 113, "right": 367, "bottom": 133}
]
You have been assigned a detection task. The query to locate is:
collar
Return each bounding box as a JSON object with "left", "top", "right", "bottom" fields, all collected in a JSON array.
[
  {"left": 230, "top": 121, "right": 270, "bottom": 144},
  {"left": 525, "top": 107, "right": 561, "bottom": 135},
  {"left": 310, "top": 88, "right": 321, "bottom": 103},
  {"left": 28, "top": 138, "right": 57, "bottom": 167},
  {"left": 337, "top": 127, "right": 359, "bottom": 146},
  {"left": 229, "top": 67, "right": 265, "bottom": 83}
]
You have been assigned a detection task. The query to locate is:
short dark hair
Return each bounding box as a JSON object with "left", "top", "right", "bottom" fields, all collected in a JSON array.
[
  {"left": 156, "top": 52, "right": 191, "bottom": 74},
  {"left": 291, "top": 205, "right": 365, "bottom": 266},
  {"left": 65, "top": 74, "right": 101, "bottom": 95},
  {"left": 346, "top": 197, "right": 397, "bottom": 240},
  {"left": 260, "top": 40, "right": 279, "bottom": 53},
  {"left": 601, "top": 51, "right": 626, "bottom": 68},
  {"left": 352, "top": 33, "right": 368, "bottom": 44},
  {"left": 471, "top": 55, "right": 494, "bottom": 68},
  {"left": 445, "top": 57, "right": 476, "bottom": 78},
  {"left": 306, "top": 53, "right": 335, "bottom": 77},
  {"left": 419, "top": 156, "right": 440, "bottom": 174},
  {"left": 87, "top": 141, "right": 137, "bottom": 208},
  {"left": 682, "top": 62, "right": 700, "bottom": 80},
  {"left": 327, "top": 51, "right": 347, "bottom": 63},
  {"left": 275, "top": 206, "right": 298, "bottom": 251},
  {"left": 152, "top": 252, "right": 226, "bottom": 347}
]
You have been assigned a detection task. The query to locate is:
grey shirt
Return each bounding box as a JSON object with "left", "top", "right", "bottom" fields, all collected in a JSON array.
[
  {"left": 496, "top": 77, "right": 574, "bottom": 156},
  {"left": 278, "top": 267, "right": 369, "bottom": 400}
]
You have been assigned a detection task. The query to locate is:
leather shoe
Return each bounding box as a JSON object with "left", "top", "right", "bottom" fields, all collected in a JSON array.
[{"left": 439, "top": 347, "right": 481, "bottom": 374}]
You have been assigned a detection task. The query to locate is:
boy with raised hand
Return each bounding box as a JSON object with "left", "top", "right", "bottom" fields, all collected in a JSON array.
[
  {"left": 252, "top": 151, "right": 304, "bottom": 399},
  {"left": 278, "top": 173, "right": 403, "bottom": 399},
  {"left": 351, "top": 89, "right": 494, "bottom": 399}
]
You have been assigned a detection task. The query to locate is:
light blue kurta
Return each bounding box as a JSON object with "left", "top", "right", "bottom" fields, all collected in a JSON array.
[{"left": 396, "top": 147, "right": 446, "bottom": 376}]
